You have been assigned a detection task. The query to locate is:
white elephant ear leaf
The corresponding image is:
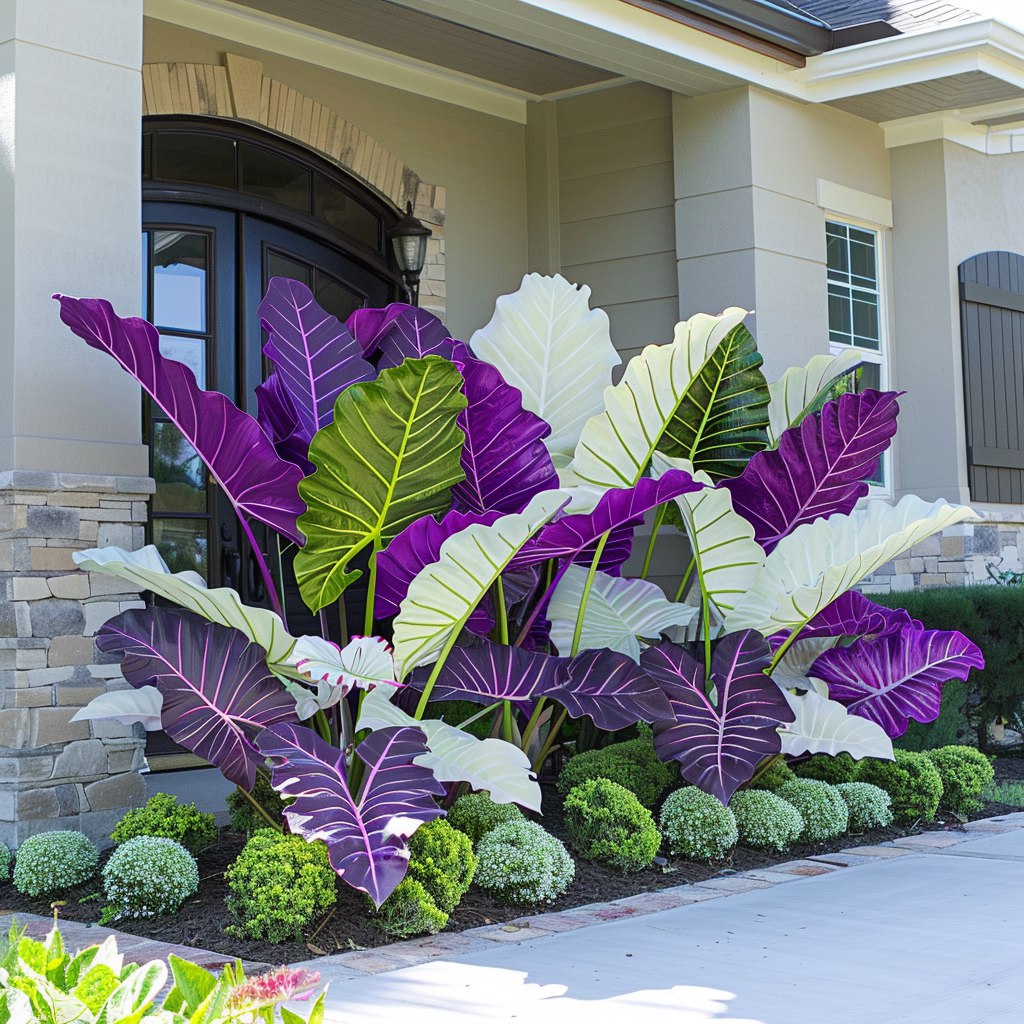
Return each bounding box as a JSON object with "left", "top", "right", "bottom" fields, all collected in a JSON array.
[
  {"left": 70, "top": 686, "right": 163, "bottom": 730},
  {"left": 779, "top": 688, "right": 894, "bottom": 761},
  {"left": 767, "top": 349, "right": 862, "bottom": 444},
  {"left": 356, "top": 686, "right": 541, "bottom": 811}
]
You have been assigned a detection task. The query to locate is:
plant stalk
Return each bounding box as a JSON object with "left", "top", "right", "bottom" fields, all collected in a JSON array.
[
  {"left": 238, "top": 515, "right": 285, "bottom": 620},
  {"left": 640, "top": 504, "right": 669, "bottom": 580},
  {"left": 532, "top": 708, "right": 567, "bottom": 773},
  {"left": 570, "top": 533, "right": 610, "bottom": 657}
]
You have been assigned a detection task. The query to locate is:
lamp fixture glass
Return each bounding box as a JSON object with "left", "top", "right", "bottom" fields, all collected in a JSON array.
[{"left": 388, "top": 201, "right": 431, "bottom": 303}]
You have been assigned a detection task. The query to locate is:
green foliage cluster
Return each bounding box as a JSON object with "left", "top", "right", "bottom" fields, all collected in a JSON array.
[
  {"left": 102, "top": 835, "right": 199, "bottom": 919},
  {"left": 0, "top": 923, "right": 324, "bottom": 1023},
  {"left": 0, "top": 843, "right": 9, "bottom": 882},
  {"left": 874, "top": 585, "right": 1024, "bottom": 747},
  {"left": 777, "top": 779, "right": 849, "bottom": 842},
  {"left": 925, "top": 745, "right": 995, "bottom": 814},
  {"left": 563, "top": 778, "right": 661, "bottom": 873},
  {"left": 750, "top": 758, "right": 797, "bottom": 791},
  {"left": 375, "top": 820, "right": 478, "bottom": 937},
  {"left": 111, "top": 793, "right": 217, "bottom": 855},
  {"left": 225, "top": 829, "right": 336, "bottom": 943},
  {"left": 729, "top": 790, "right": 804, "bottom": 851},
  {"left": 793, "top": 753, "right": 857, "bottom": 785},
  {"left": 475, "top": 819, "right": 575, "bottom": 904},
  {"left": 835, "top": 782, "right": 894, "bottom": 831},
  {"left": 446, "top": 791, "right": 524, "bottom": 846},
  {"left": 659, "top": 787, "right": 738, "bottom": 861},
  {"left": 13, "top": 831, "right": 99, "bottom": 896},
  {"left": 226, "top": 772, "right": 291, "bottom": 835},
  {"left": 557, "top": 730, "right": 674, "bottom": 808},
  {"left": 855, "top": 750, "right": 943, "bottom": 822},
  {"left": 982, "top": 780, "right": 1024, "bottom": 807}
]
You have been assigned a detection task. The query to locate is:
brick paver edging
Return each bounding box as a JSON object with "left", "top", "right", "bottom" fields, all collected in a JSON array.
[{"left": 4, "top": 812, "right": 1023, "bottom": 982}]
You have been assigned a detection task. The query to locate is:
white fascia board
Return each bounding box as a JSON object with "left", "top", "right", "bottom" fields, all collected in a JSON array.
[{"left": 144, "top": 0, "right": 531, "bottom": 123}]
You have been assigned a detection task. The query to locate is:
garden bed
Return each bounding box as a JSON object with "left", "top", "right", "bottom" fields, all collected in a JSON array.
[{"left": 4, "top": 759, "right": 1021, "bottom": 965}]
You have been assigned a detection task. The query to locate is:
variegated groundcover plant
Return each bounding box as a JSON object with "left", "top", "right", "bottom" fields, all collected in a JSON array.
[{"left": 55, "top": 274, "right": 983, "bottom": 907}]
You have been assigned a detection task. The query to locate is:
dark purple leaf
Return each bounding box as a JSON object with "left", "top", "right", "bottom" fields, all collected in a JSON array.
[
  {"left": 255, "top": 372, "right": 313, "bottom": 473},
  {"left": 723, "top": 390, "right": 901, "bottom": 551},
  {"left": 374, "top": 509, "right": 500, "bottom": 624},
  {"left": 792, "top": 590, "right": 919, "bottom": 644},
  {"left": 425, "top": 641, "right": 672, "bottom": 731},
  {"left": 257, "top": 723, "right": 444, "bottom": 906},
  {"left": 641, "top": 631, "right": 793, "bottom": 803},
  {"left": 55, "top": 295, "right": 305, "bottom": 543},
  {"left": 96, "top": 608, "right": 298, "bottom": 789},
  {"left": 811, "top": 626, "right": 984, "bottom": 738},
  {"left": 371, "top": 305, "right": 465, "bottom": 370},
  {"left": 347, "top": 306, "right": 396, "bottom": 358},
  {"left": 453, "top": 355, "right": 558, "bottom": 515},
  {"left": 518, "top": 470, "right": 701, "bottom": 572},
  {"left": 258, "top": 277, "right": 374, "bottom": 442}
]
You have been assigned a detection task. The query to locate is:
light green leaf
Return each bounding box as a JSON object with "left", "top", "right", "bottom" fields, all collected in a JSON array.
[
  {"left": 570, "top": 308, "right": 749, "bottom": 489},
  {"left": 357, "top": 686, "right": 541, "bottom": 810},
  {"left": 779, "top": 688, "right": 894, "bottom": 761},
  {"left": 98, "top": 960, "right": 166, "bottom": 1023},
  {"left": 659, "top": 323, "right": 769, "bottom": 479},
  {"left": 295, "top": 356, "right": 467, "bottom": 612},
  {"left": 547, "top": 564, "right": 699, "bottom": 661},
  {"left": 651, "top": 453, "right": 764, "bottom": 619},
  {"left": 470, "top": 273, "right": 620, "bottom": 466},
  {"left": 72, "top": 546, "right": 296, "bottom": 666},
  {"left": 767, "top": 349, "right": 862, "bottom": 445},
  {"left": 725, "top": 496, "right": 976, "bottom": 636},
  {"left": 165, "top": 957, "right": 215, "bottom": 1017},
  {"left": 391, "top": 490, "right": 566, "bottom": 680}
]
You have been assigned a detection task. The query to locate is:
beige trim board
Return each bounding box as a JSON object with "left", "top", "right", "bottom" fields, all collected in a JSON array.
[{"left": 816, "top": 180, "right": 893, "bottom": 228}]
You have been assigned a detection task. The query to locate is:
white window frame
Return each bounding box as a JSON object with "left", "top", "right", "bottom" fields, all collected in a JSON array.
[{"left": 823, "top": 214, "right": 893, "bottom": 498}]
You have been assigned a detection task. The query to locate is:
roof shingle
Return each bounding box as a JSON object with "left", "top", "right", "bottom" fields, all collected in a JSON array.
[{"left": 788, "top": 0, "right": 979, "bottom": 34}]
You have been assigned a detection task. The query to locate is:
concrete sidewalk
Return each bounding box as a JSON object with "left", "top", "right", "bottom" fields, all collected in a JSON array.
[{"left": 304, "top": 815, "right": 1024, "bottom": 1024}]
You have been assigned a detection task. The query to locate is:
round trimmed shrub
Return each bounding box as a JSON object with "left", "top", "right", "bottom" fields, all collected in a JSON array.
[
  {"left": 375, "top": 877, "right": 448, "bottom": 938},
  {"left": 0, "top": 843, "right": 9, "bottom": 882},
  {"left": 102, "top": 836, "right": 199, "bottom": 918},
  {"left": 557, "top": 731, "right": 673, "bottom": 808},
  {"left": 835, "top": 782, "right": 894, "bottom": 831},
  {"left": 225, "top": 829, "right": 336, "bottom": 943},
  {"left": 446, "top": 792, "right": 524, "bottom": 846},
  {"left": 563, "top": 778, "right": 660, "bottom": 873},
  {"left": 111, "top": 793, "right": 217, "bottom": 855},
  {"left": 793, "top": 753, "right": 858, "bottom": 786},
  {"left": 729, "top": 791, "right": 804, "bottom": 852},
  {"left": 659, "top": 787, "right": 738, "bottom": 861},
  {"left": 925, "top": 746, "right": 994, "bottom": 815},
  {"left": 854, "top": 750, "right": 943, "bottom": 822},
  {"left": 475, "top": 820, "right": 575, "bottom": 904},
  {"left": 777, "top": 779, "right": 849, "bottom": 842},
  {"left": 750, "top": 758, "right": 798, "bottom": 792},
  {"left": 14, "top": 831, "right": 99, "bottom": 896}
]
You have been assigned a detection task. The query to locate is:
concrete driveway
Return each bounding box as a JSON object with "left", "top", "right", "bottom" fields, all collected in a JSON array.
[{"left": 304, "top": 815, "right": 1024, "bottom": 1024}]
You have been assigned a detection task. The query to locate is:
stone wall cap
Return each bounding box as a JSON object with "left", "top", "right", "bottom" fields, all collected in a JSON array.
[{"left": 0, "top": 471, "right": 155, "bottom": 495}]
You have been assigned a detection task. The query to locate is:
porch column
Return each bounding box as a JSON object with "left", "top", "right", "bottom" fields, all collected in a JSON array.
[{"left": 0, "top": 0, "right": 150, "bottom": 846}]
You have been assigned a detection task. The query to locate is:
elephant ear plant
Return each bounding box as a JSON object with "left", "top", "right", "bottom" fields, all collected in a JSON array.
[{"left": 57, "top": 271, "right": 983, "bottom": 905}]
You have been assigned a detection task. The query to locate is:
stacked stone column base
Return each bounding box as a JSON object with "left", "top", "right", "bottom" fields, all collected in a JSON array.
[{"left": 0, "top": 471, "right": 153, "bottom": 848}]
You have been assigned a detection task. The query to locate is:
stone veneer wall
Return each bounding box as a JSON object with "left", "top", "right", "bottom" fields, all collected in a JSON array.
[{"left": 0, "top": 472, "right": 152, "bottom": 847}]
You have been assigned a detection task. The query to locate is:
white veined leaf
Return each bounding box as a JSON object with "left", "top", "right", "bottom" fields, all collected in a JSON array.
[
  {"left": 470, "top": 273, "right": 620, "bottom": 466},
  {"left": 779, "top": 688, "right": 895, "bottom": 760},
  {"left": 72, "top": 545, "right": 297, "bottom": 666},
  {"left": 391, "top": 490, "right": 567, "bottom": 680},
  {"left": 725, "top": 496, "right": 976, "bottom": 636},
  {"left": 570, "top": 308, "right": 748, "bottom": 489},
  {"left": 767, "top": 349, "right": 862, "bottom": 444},
  {"left": 651, "top": 452, "right": 765, "bottom": 618},
  {"left": 548, "top": 563, "right": 699, "bottom": 662},
  {"left": 69, "top": 686, "right": 163, "bottom": 730},
  {"left": 357, "top": 686, "right": 541, "bottom": 811}
]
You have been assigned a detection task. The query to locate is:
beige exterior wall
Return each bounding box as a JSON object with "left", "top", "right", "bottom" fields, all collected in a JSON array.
[{"left": 143, "top": 17, "right": 530, "bottom": 342}]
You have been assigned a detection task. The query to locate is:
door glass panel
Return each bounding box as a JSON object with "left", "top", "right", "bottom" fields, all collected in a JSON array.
[
  {"left": 152, "top": 518, "right": 209, "bottom": 577},
  {"left": 314, "top": 177, "right": 380, "bottom": 248},
  {"left": 158, "top": 334, "right": 206, "bottom": 389},
  {"left": 152, "top": 132, "right": 236, "bottom": 188},
  {"left": 241, "top": 143, "right": 311, "bottom": 212},
  {"left": 153, "top": 232, "right": 208, "bottom": 332},
  {"left": 267, "top": 251, "right": 312, "bottom": 287},
  {"left": 151, "top": 422, "right": 206, "bottom": 514},
  {"left": 315, "top": 272, "right": 362, "bottom": 323}
]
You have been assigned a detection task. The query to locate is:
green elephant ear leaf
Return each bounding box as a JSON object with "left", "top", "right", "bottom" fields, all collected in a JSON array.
[
  {"left": 658, "top": 322, "right": 769, "bottom": 480},
  {"left": 295, "top": 356, "right": 468, "bottom": 612}
]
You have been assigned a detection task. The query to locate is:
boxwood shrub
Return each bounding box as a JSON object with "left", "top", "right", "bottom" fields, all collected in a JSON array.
[{"left": 854, "top": 750, "right": 943, "bottom": 822}]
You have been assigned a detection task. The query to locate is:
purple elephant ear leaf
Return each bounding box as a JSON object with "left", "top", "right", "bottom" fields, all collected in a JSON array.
[
  {"left": 255, "top": 372, "right": 313, "bottom": 473},
  {"left": 258, "top": 277, "right": 374, "bottom": 441},
  {"left": 347, "top": 305, "right": 397, "bottom": 358},
  {"left": 778, "top": 590, "right": 919, "bottom": 648},
  {"left": 96, "top": 608, "right": 298, "bottom": 790},
  {"left": 371, "top": 306, "right": 465, "bottom": 370},
  {"left": 423, "top": 641, "right": 672, "bottom": 731},
  {"left": 641, "top": 631, "right": 793, "bottom": 803},
  {"left": 453, "top": 356, "right": 559, "bottom": 515},
  {"left": 257, "top": 723, "right": 444, "bottom": 906},
  {"left": 54, "top": 295, "right": 306, "bottom": 543},
  {"left": 723, "top": 390, "right": 901, "bottom": 551},
  {"left": 812, "top": 626, "right": 984, "bottom": 738}
]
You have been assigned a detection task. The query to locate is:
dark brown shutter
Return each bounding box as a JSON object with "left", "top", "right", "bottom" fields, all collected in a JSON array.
[{"left": 959, "top": 251, "right": 1024, "bottom": 503}]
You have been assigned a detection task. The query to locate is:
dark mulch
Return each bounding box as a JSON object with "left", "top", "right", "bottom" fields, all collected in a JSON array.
[{"left": 3, "top": 762, "right": 1022, "bottom": 965}]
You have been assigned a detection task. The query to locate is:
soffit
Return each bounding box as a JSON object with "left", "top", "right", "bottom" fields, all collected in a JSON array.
[{"left": 228, "top": 0, "right": 618, "bottom": 94}]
